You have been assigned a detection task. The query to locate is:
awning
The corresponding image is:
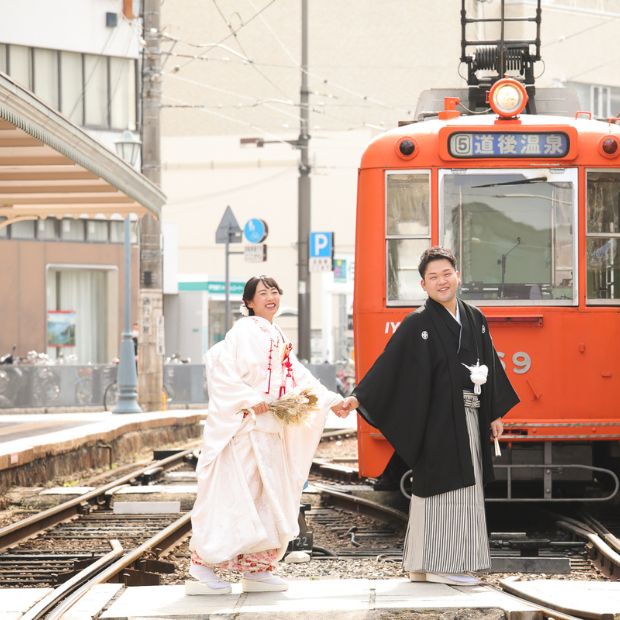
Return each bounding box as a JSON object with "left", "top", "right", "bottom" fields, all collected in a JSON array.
[{"left": 0, "top": 72, "right": 165, "bottom": 227}]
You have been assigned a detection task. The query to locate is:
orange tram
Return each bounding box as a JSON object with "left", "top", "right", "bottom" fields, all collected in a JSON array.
[{"left": 354, "top": 26, "right": 620, "bottom": 502}]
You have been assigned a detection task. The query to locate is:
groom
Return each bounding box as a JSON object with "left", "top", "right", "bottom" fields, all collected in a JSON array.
[{"left": 339, "top": 246, "right": 518, "bottom": 585}]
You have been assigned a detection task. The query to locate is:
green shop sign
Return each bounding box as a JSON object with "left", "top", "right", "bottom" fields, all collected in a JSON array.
[{"left": 179, "top": 281, "right": 245, "bottom": 295}]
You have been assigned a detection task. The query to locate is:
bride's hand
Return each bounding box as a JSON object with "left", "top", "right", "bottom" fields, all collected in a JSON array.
[{"left": 251, "top": 401, "right": 269, "bottom": 415}]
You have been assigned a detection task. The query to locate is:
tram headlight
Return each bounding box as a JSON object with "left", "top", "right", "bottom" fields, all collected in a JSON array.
[
  {"left": 489, "top": 78, "right": 528, "bottom": 119},
  {"left": 600, "top": 136, "right": 620, "bottom": 158}
]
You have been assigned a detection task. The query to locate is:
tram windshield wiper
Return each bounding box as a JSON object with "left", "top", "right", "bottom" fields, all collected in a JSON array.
[{"left": 472, "top": 176, "right": 548, "bottom": 188}]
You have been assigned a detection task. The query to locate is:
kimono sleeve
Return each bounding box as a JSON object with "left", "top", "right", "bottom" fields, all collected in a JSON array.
[
  {"left": 198, "top": 323, "right": 266, "bottom": 467},
  {"left": 353, "top": 313, "right": 432, "bottom": 468}
]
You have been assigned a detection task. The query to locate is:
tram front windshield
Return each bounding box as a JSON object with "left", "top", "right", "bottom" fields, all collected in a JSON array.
[{"left": 441, "top": 169, "right": 576, "bottom": 305}]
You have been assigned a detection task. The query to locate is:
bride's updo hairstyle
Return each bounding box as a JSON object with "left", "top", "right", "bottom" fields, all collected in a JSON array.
[{"left": 242, "top": 276, "right": 283, "bottom": 316}]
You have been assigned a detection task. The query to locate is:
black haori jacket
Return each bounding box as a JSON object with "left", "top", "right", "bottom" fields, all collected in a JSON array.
[{"left": 354, "top": 298, "right": 519, "bottom": 498}]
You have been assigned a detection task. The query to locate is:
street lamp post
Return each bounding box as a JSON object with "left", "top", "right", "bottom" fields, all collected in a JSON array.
[{"left": 113, "top": 131, "right": 142, "bottom": 414}]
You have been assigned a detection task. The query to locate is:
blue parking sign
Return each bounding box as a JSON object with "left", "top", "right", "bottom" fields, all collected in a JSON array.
[{"left": 309, "top": 232, "right": 333, "bottom": 258}]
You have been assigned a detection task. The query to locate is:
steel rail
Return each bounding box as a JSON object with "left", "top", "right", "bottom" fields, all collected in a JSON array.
[
  {"left": 20, "top": 539, "right": 124, "bottom": 620},
  {"left": 579, "top": 512, "right": 620, "bottom": 556},
  {"left": 313, "top": 481, "right": 408, "bottom": 526},
  {"left": 44, "top": 513, "right": 191, "bottom": 620},
  {"left": 497, "top": 579, "right": 590, "bottom": 620},
  {"left": 556, "top": 518, "right": 620, "bottom": 580},
  {"left": 0, "top": 448, "right": 195, "bottom": 551}
]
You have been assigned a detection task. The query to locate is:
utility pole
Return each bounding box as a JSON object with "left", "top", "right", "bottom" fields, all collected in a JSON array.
[
  {"left": 297, "top": 0, "right": 311, "bottom": 361},
  {"left": 238, "top": 1, "right": 312, "bottom": 358},
  {"left": 139, "top": 0, "right": 164, "bottom": 410}
]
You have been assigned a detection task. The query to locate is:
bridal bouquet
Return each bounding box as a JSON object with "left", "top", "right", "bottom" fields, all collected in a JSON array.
[{"left": 268, "top": 389, "right": 319, "bottom": 425}]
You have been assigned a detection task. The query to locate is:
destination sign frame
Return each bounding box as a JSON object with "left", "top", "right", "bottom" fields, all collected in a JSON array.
[{"left": 448, "top": 131, "right": 570, "bottom": 159}]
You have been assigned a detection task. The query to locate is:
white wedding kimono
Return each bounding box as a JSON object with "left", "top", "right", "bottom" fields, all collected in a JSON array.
[{"left": 189, "top": 315, "right": 340, "bottom": 565}]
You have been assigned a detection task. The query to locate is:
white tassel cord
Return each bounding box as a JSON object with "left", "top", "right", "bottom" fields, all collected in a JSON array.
[{"left": 461, "top": 361, "right": 488, "bottom": 395}]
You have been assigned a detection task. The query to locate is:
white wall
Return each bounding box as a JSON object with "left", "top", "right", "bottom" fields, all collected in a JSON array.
[{"left": 0, "top": 0, "right": 140, "bottom": 58}]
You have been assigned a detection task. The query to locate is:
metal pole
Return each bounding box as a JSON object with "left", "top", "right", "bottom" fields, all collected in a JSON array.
[
  {"left": 113, "top": 218, "right": 142, "bottom": 413},
  {"left": 224, "top": 233, "right": 230, "bottom": 333},
  {"left": 297, "top": 0, "right": 311, "bottom": 361}
]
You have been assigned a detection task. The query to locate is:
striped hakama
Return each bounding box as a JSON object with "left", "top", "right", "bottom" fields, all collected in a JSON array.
[{"left": 403, "top": 390, "right": 491, "bottom": 574}]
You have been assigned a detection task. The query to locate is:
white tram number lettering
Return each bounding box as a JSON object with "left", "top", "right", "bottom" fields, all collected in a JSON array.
[{"left": 497, "top": 351, "right": 531, "bottom": 375}]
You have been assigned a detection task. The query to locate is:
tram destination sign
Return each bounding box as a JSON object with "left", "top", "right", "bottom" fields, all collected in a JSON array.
[{"left": 448, "top": 132, "right": 569, "bottom": 158}]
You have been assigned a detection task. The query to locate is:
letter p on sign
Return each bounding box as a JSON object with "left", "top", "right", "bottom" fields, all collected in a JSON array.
[{"left": 309, "top": 231, "right": 333, "bottom": 272}]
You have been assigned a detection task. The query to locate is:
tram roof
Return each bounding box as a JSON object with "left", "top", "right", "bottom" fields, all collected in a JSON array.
[
  {"left": 0, "top": 71, "right": 165, "bottom": 228},
  {"left": 361, "top": 111, "right": 620, "bottom": 168},
  {"left": 395, "top": 112, "right": 620, "bottom": 135}
]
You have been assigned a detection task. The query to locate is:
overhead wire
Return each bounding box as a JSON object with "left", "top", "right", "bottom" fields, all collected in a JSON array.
[
  {"left": 210, "top": 0, "right": 291, "bottom": 100},
  {"left": 244, "top": 0, "right": 411, "bottom": 114},
  {"left": 164, "top": 0, "right": 412, "bottom": 117},
  {"left": 172, "top": 0, "right": 278, "bottom": 71},
  {"left": 163, "top": 92, "right": 297, "bottom": 147},
  {"left": 162, "top": 70, "right": 393, "bottom": 130}
]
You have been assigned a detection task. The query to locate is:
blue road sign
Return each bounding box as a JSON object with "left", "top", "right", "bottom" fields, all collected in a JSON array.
[
  {"left": 244, "top": 218, "right": 268, "bottom": 244},
  {"left": 309, "top": 232, "right": 333, "bottom": 258}
]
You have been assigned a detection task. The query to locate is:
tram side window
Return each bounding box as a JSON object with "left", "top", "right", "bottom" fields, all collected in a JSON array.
[
  {"left": 386, "top": 172, "right": 431, "bottom": 304},
  {"left": 441, "top": 169, "right": 577, "bottom": 305},
  {"left": 586, "top": 171, "right": 620, "bottom": 303}
]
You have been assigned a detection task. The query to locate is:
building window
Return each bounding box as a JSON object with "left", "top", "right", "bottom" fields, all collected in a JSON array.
[
  {"left": 110, "top": 57, "right": 136, "bottom": 130},
  {"left": 84, "top": 55, "right": 109, "bottom": 127},
  {"left": 0, "top": 44, "right": 6, "bottom": 73},
  {"left": 568, "top": 81, "right": 620, "bottom": 118},
  {"left": 37, "top": 219, "right": 58, "bottom": 240},
  {"left": 110, "top": 221, "right": 124, "bottom": 242},
  {"left": 4, "top": 45, "right": 137, "bottom": 131},
  {"left": 10, "top": 220, "right": 35, "bottom": 239},
  {"left": 60, "top": 219, "right": 85, "bottom": 241},
  {"left": 592, "top": 85, "right": 611, "bottom": 118},
  {"left": 586, "top": 170, "right": 620, "bottom": 303},
  {"left": 60, "top": 51, "right": 84, "bottom": 125},
  {"left": 8, "top": 45, "right": 32, "bottom": 90},
  {"left": 508, "top": 0, "right": 620, "bottom": 17},
  {"left": 33, "top": 48, "right": 60, "bottom": 108},
  {"left": 87, "top": 220, "right": 109, "bottom": 242},
  {"left": 47, "top": 268, "right": 110, "bottom": 363},
  {"left": 385, "top": 171, "right": 431, "bottom": 304}
]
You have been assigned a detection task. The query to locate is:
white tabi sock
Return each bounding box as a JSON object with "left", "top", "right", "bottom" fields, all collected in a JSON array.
[{"left": 189, "top": 563, "right": 230, "bottom": 589}]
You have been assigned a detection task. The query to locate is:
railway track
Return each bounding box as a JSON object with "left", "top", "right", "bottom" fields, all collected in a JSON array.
[
  {"left": 311, "top": 457, "right": 620, "bottom": 619},
  {"left": 4, "top": 430, "right": 619, "bottom": 619},
  {"left": 0, "top": 447, "right": 198, "bottom": 619}
]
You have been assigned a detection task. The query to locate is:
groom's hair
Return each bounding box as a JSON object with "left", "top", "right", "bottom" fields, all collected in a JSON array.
[{"left": 418, "top": 247, "right": 457, "bottom": 278}]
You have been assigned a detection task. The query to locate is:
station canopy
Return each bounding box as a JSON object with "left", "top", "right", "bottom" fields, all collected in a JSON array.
[{"left": 0, "top": 72, "right": 165, "bottom": 228}]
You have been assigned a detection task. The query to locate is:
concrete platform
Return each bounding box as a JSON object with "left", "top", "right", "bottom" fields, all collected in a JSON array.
[
  {"left": 0, "top": 410, "right": 205, "bottom": 490},
  {"left": 90, "top": 579, "right": 539, "bottom": 619},
  {"left": 0, "top": 409, "right": 354, "bottom": 495},
  {"left": 0, "top": 587, "right": 51, "bottom": 620}
]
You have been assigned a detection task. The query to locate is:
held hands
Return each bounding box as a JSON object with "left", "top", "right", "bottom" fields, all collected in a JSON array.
[{"left": 331, "top": 396, "right": 359, "bottom": 418}]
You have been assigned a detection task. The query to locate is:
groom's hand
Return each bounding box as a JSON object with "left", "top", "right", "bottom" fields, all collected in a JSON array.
[{"left": 332, "top": 396, "right": 359, "bottom": 418}]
